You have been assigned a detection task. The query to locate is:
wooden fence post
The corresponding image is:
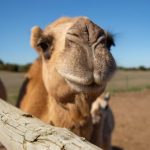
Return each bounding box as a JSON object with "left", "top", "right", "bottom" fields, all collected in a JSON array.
[{"left": 0, "top": 99, "right": 102, "bottom": 150}]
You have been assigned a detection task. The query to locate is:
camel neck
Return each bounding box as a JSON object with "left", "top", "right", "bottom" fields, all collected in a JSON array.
[{"left": 47, "top": 93, "right": 93, "bottom": 139}]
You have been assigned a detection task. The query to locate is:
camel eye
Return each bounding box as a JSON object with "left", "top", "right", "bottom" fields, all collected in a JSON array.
[
  {"left": 37, "top": 38, "right": 52, "bottom": 59},
  {"left": 39, "top": 42, "right": 49, "bottom": 51},
  {"left": 37, "top": 38, "right": 49, "bottom": 52}
]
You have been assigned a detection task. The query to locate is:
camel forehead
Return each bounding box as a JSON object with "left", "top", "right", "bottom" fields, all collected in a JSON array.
[
  {"left": 47, "top": 16, "right": 89, "bottom": 27},
  {"left": 43, "top": 16, "right": 95, "bottom": 34}
]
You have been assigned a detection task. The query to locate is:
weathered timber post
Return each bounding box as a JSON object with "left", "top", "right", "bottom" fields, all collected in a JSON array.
[{"left": 0, "top": 99, "right": 102, "bottom": 150}]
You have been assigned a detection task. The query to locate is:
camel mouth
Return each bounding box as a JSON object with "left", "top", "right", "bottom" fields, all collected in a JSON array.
[
  {"left": 65, "top": 78, "right": 106, "bottom": 93},
  {"left": 56, "top": 69, "right": 108, "bottom": 93}
]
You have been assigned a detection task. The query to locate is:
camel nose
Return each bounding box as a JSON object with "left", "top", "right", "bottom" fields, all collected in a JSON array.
[
  {"left": 67, "top": 17, "right": 105, "bottom": 46},
  {"left": 65, "top": 17, "right": 113, "bottom": 86}
]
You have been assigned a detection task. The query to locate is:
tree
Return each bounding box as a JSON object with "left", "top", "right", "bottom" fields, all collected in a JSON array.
[{"left": 0, "top": 59, "right": 4, "bottom": 65}]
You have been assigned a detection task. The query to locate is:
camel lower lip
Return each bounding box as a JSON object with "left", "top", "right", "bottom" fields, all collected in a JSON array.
[{"left": 65, "top": 79, "right": 105, "bottom": 93}]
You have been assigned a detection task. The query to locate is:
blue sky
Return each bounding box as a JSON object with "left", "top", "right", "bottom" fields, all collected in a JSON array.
[{"left": 0, "top": 0, "right": 150, "bottom": 67}]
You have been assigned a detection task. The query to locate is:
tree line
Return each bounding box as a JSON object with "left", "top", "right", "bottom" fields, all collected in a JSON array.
[
  {"left": 118, "top": 66, "right": 150, "bottom": 71},
  {"left": 0, "top": 59, "right": 150, "bottom": 72},
  {"left": 0, "top": 59, "right": 31, "bottom": 72}
]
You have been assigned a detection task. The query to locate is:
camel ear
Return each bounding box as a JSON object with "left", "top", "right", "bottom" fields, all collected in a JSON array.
[{"left": 30, "top": 26, "right": 43, "bottom": 52}]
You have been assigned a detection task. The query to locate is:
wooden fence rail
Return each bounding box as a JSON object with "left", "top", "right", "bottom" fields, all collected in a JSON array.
[{"left": 0, "top": 99, "right": 102, "bottom": 150}]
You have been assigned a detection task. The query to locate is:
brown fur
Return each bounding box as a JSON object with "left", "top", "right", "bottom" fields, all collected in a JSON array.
[
  {"left": 0, "top": 79, "right": 7, "bottom": 100},
  {"left": 18, "top": 58, "right": 48, "bottom": 122},
  {"left": 18, "top": 17, "right": 116, "bottom": 147}
]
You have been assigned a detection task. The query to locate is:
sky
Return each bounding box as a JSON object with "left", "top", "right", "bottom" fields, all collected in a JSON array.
[{"left": 0, "top": 0, "right": 150, "bottom": 67}]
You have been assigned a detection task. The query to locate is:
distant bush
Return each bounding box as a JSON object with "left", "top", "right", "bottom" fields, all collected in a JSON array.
[
  {"left": 138, "top": 66, "right": 147, "bottom": 71},
  {"left": 0, "top": 64, "right": 5, "bottom": 70},
  {"left": 5, "top": 63, "right": 19, "bottom": 72},
  {"left": 18, "top": 64, "right": 31, "bottom": 72},
  {"left": 0, "top": 59, "right": 31, "bottom": 72},
  {"left": 0, "top": 59, "right": 4, "bottom": 65}
]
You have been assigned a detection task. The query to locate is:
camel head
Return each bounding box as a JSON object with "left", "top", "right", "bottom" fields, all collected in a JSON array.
[{"left": 30, "top": 17, "right": 116, "bottom": 100}]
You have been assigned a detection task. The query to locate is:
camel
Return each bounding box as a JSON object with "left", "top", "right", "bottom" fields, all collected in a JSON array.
[
  {"left": 17, "top": 17, "right": 116, "bottom": 149},
  {"left": 91, "top": 93, "right": 115, "bottom": 150},
  {"left": 0, "top": 78, "right": 7, "bottom": 100}
]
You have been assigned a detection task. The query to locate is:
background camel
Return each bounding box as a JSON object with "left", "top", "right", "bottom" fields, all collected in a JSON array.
[
  {"left": 0, "top": 79, "right": 7, "bottom": 100},
  {"left": 17, "top": 17, "right": 116, "bottom": 149},
  {"left": 91, "top": 93, "right": 115, "bottom": 150}
]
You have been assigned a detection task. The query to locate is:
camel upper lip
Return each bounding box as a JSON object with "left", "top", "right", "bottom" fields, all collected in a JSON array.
[
  {"left": 57, "top": 69, "right": 94, "bottom": 85},
  {"left": 67, "top": 78, "right": 100, "bottom": 88}
]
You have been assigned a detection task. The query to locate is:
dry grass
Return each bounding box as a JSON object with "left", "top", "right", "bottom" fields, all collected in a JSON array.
[
  {"left": 107, "top": 70, "right": 150, "bottom": 92},
  {"left": 0, "top": 71, "right": 25, "bottom": 104}
]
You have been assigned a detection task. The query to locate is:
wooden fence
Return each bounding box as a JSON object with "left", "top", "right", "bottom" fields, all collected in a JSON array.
[{"left": 0, "top": 99, "right": 102, "bottom": 150}]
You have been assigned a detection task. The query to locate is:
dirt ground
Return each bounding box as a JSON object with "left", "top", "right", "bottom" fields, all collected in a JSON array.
[{"left": 110, "top": 89, "right": 150, "bottom": 150}]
